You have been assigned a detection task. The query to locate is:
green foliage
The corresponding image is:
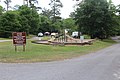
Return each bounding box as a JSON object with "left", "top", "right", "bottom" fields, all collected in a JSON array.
[
  {"left": 0, "top": 6, "right": 4, "bottom": 15},
  {"left": 0, "top": 0, "right": 119, "bottom": 39},
  {"left": 18, "top": 5, "right": 40, "bottom": 35},
  {"left": 75, "top": 0, "right": 118, "bottom": 39},
  {"left": 0, "top": 6, "right": 4, "bottom": 37},
  {"left": 0, "top": 11, "right": 21, "bottom": 38},
  {"left": 49, "top": 0, "right": 63, "bottom": 22},
  {"left": 69, "top": 12, "right": 75, "bottom": 18},
  {"left": 41, "top": 8, "right": 52, "bottom": 19},
  {"left": 39, "top": 15, "right": 63, "bottom": 33},
  {"left": 38, "top": 15, "right": 52, "bottom": 33},
  {"left": 62, "top": 18, "right": 77, "bottom": 31},
  {"left": 115, "top": 5, "right": 120, "bottom": 35},
  {"left": 0, "top": 5, "right": 40, "bottom": 38},
  {"left": 40, "top": 6, "right": 64, "bottom": 33},
  {"left": 52, "top": 20, "right": 62, "bottom": 32}
]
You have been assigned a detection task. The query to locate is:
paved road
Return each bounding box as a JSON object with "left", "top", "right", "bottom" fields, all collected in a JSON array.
[
  {"left": 0, "top": 40, "right": 12, "bottom": 42},
  {"left": 0, "top": 43, "right": 120, "bottom": 80}
]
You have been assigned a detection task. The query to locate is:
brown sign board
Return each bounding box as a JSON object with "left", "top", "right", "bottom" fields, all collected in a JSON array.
[{"left": 12, "top": 32, "right": 26, "bottom": 45}]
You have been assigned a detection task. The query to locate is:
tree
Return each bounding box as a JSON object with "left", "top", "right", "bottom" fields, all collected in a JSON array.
[
  {"left": 23, "top": 0, "right": 39, "bottom": 9},
  {"left": 0, "top": 11, "right": 21, "bottom": 38},
  {"left": 39, "top": 15, "right": 62, "bottom": 33},
  {"left": 0, "top": 6, "right": 4, "bottom": 15},
  {"left": 51, "top": 20, "right": 62, "bottom": 32},
  {"left": 29, "top": 0, "right": 38, "bottom": 7},
  {"left": 69, "top": 12, "right": 75, "bottom": 18},
  {"left": 62, "top": 18, "right": 77, "bottom": 31},
  {"left": 4, "top": 0, "right": 11, "bottom": 11},
  {"left": 115, "top": 4, "right": 120, "bottom": 35},
  {"left": 49, "top": 0, "right": 63, "bottom": 22},
  {"left": 117, "top": 4, "right": 120, "bottom": 15},
  {"left": 38, "top": 15, "right": 52, "bottom": 33},
  {"left": 18, "top": 5, "right": 40, "bottom": 35},
  {"left": 41, "top": 8, "right": 52, "bottom": 19},
  {"left": 23, "top": 0, "right": 41, "bottom": 13},
  {"left": 75, "top": 0, "right": 118, "bottom": 39},
  {"left": 0, "top": 6, "right": 4, "bottom": 37}
]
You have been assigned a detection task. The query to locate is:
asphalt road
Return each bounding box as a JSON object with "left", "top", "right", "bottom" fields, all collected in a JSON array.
[
  {"left": 0, "top": 40, "right": 12, "bottom": 42},
  {"left": 1, "top": 41, "right": 120, "bottom": 80}
]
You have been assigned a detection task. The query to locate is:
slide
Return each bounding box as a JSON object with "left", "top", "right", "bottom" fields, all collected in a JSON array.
[{"left": 66, "top": 35, "right": 78, "bottom": 42}]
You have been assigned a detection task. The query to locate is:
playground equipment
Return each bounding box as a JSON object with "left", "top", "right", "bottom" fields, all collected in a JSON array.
[
  {"left": 32, "top": 30, "right": 95, "bottom": 46},
  {"left": 47, "top": 33, "right": 94, "bottom": 46}
]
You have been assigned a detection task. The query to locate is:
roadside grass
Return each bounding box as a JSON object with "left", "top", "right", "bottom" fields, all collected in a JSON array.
[
  {"left": 0, "top": 39, "right": 116, "bottom": 63},
  {"left": 26, "top": 34, "right": 36, "bottom": 39}
]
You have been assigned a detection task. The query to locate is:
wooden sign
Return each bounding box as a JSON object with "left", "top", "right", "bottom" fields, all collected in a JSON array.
[{"left": 12, "top": 32, "right": 26, "bottom": 51}]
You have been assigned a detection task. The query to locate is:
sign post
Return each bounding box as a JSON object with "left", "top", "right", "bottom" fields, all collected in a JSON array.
[{"left": 12, "top": 32, "right": 26, "bottom": 51}]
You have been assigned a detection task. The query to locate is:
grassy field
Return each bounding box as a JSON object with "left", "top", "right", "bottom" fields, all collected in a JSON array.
[{"left": 0, "top": 39, "right": 116, "bottom": 63}]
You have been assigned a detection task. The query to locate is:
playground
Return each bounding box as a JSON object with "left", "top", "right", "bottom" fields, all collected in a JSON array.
[{"left": 32, "top": 32, "right": 95, "bottom": 46}]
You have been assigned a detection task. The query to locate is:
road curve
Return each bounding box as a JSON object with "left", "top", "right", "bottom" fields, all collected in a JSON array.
[{"left": 0, "top": 43, "right": 120, "bottom": 80}]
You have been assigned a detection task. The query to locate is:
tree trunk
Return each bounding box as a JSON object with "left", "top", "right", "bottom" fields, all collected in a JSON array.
[{"left": 7, "top": 3, "right": 8, "bottom": 11}]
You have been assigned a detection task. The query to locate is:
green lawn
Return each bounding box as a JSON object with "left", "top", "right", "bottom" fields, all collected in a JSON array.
[{"left": 0, "top": 39, "right": 116, "bottom": 63}]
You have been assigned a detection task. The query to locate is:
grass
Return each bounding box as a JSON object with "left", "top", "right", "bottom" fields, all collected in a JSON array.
[
  {"left": 83, "top": 35, "right": 91, "bottom": 39},
  {"left": 26, "top": 34, "right": 36, "bottom": 39},
  {"left": 41, "top": 36, "right": 51, "bottom": 40},
  {"left": 0, "top": 39, "right": 116, "bottom": 63}
]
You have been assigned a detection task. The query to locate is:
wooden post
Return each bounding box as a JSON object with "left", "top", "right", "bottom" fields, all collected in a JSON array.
[
  {"left": 15, "top": 45, "right": 17, "bottom": 52},
  {"left": 23, "top": 45, "right": 25, "bottom": 51}
]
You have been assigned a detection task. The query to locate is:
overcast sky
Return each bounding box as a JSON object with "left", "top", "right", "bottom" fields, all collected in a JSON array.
[{"left": 0, "top": 0, "right": 119, "bottom": 18}]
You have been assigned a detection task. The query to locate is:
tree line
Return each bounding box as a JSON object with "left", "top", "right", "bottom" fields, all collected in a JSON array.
[
  {"left": 0, "top": 0, "right": 120, "bottom": 39},
  {"left": 74, "top": 0, "right": 120, "bottom": 39},
  {"left": 0, "top": 0, "right": 76, "bottom": 38}
]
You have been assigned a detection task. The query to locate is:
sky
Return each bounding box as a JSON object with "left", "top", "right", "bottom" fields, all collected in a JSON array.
[{"left": 0, "top": 0, "right": 120, "bottom": 18}]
